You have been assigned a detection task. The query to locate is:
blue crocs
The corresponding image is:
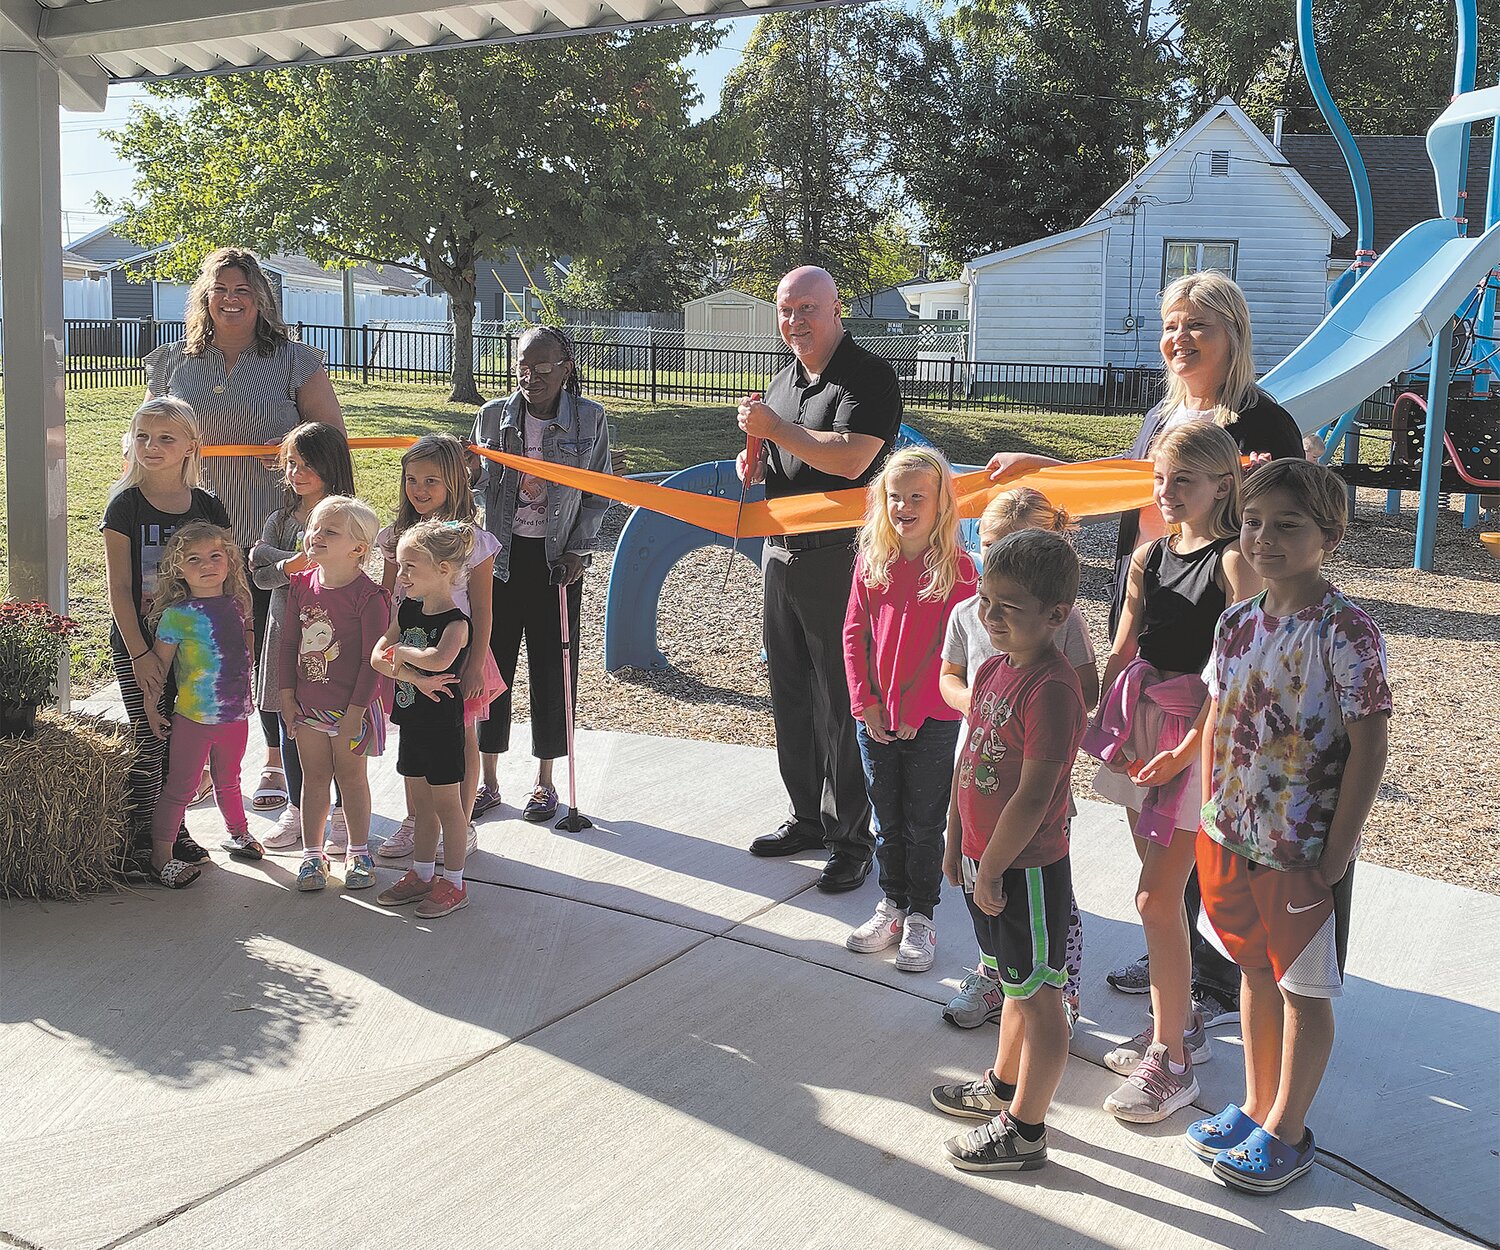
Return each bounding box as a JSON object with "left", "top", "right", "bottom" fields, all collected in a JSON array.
[
  {"left": 1212, "top": 1125, "right": 1317, "bottom": 1193},
  {"left": 1185, "top": 1104, "right": 1260, "bottom": 1162}
]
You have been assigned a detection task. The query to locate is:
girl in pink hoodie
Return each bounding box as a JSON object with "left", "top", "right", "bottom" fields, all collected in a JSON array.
[{"left": 843, "top": 447, "right": 977, "bottom": 974}]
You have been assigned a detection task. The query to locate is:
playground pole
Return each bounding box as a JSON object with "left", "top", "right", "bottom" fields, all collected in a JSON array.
[
  {"left": 1415, "top": 0, "right": 1479, "bottom": 569},
  {"left": 1296, "top": 0, "right": 1373, "bottom": 311},
  {"left": 1473, "top": 74, "right": 1500, "bottom": 402}
]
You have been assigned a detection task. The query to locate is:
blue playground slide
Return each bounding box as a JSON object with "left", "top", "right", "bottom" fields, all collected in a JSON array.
[{"left": 1261, "top": 84, "right": 1500, "bottom": 433}]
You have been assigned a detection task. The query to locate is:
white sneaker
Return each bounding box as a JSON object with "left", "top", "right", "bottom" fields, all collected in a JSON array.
[
  {"left": 895, "top": 913, "right": 938, "bottom": 972},
  {"left": 434, "top": 823, "right": 479, "bottom": 865},
  {"left": 846, "top": 898, "right": 906, "bottom": 953},
  {"left": 324, "top": 807, "right": 349, "bottom": 855},
  {"left": 377, "top": 814, "right": 416, "bottom": 859},
  {"left": 263, "top": 805, "right": 303, "bottom": 850}
]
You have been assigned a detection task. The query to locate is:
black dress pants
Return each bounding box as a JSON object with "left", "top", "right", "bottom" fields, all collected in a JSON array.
[{"left": 761, "top": 540, "right": 873, "bottom": 859}]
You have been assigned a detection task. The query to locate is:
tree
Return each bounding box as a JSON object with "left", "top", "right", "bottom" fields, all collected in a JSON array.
[
  {"left": 103, "top": 35, "right": 726, "bottom": 403},
  {"left": 1199, "top": 0, "right": 1500, "bottom": 134},
  {"left": 879, "top": 14, "right": 1132, "bottom": 264},
  {"left": 719, "top": 10, "right": 925, "bottom": 302}
]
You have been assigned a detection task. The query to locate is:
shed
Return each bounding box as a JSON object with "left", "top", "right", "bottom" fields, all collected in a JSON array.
[{"left": 683, "top": 288, "right": 777, "bottom": 340}]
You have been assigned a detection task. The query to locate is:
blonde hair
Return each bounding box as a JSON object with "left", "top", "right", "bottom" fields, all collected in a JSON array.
[
  {"left": 1159, "top": 272, "right": 1262, "bottom": 424},
  {"left": 857, "top": 447, "right": 964, "bottom": 602},
  {"left": 148, "top": 521, "right": 252, "bottom": 627},
  {"left": 980, "top": 487, "right": 1076, "bottom": 543},
  {"left": 308, "top": 495, "right": 380, "bottom": 554},
  {"left": 394, "top": 434, "right": 477, "bottom": 535},
  {"left": 398, "top": 520, "right": 478, "bottom": 586},
  {"left": 1149, "top": 421, "right": 1244, "bottom": 541},
  {"left": 109, "top": 396, "right": 204, "bottom": 503},
  {"left": 183, "top": 247, "right": 290, "bottom": 358}
]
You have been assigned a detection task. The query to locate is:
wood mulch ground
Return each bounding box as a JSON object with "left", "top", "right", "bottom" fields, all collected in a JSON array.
[{"left": 524, "top": 490, "right": 1498, "bottom": 896}]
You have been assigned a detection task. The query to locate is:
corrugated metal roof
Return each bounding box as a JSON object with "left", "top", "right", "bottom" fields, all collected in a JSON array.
[{"left": 25, "top": 0, "right": 848, "bottom": 98}]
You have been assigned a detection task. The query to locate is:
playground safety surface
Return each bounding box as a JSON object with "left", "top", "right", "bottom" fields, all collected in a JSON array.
[{"left": 3, "top": 714, "right": 1496, "bottom": 1249}]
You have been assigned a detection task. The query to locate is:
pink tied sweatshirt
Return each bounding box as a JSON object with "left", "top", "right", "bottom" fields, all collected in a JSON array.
[
  {"left": 1083, "top": 657, "right": 1207, "bottom": 844},
  {"left": 843, "top": 552, "right": 977, "bottom": 731}
]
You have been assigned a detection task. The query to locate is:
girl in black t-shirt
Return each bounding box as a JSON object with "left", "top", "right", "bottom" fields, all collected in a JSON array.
[
  {"left": 371, "top": 521, "right": 475, "bottom": 920},
  {"left": 102, "top": 397, "right": 230, "bottom": 876}
]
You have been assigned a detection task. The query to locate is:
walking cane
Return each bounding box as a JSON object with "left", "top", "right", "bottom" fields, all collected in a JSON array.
[{"left": 551, "top": 565, "right": 593, "bottom": 833}]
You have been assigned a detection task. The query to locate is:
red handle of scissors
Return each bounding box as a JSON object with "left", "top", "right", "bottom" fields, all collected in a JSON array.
[{"left": 745, "top": 392, "right": 765, "bottom": 468}]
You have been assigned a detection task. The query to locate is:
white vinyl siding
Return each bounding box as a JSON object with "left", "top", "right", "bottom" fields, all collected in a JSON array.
[
  {"left": 1092, "top": 114, "right": 1335, "bottom": 370},
  {"left": 969, "top": 230, "right": 1106, "bottom": 364}
]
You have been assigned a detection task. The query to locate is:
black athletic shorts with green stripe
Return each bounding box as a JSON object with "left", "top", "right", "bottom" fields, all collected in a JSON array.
[{"left": 962, "top": 854, "right": 1072, "bottom": 999}]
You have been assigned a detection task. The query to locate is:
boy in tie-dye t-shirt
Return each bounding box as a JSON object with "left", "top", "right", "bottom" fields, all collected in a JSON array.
[{"left": 1191, "top": 460, "right": 1391, "bottom": 1197}]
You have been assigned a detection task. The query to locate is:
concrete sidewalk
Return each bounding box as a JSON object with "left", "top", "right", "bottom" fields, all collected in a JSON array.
[{"left": 2, "top": 721, "right": 1495, "bottom": 1249}]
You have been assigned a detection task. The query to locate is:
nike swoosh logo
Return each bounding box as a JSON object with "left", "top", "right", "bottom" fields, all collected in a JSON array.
[{"left": 1286, "top": 900, "right": 1324, "bottom": 914}]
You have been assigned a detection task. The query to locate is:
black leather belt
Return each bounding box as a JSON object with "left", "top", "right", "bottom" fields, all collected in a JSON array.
[{"left": 765, "top": 528, "right": 858, "bottom": 552}]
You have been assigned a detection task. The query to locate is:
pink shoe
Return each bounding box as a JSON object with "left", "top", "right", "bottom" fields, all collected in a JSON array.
[
  {"left": 414, "top": 879, "right": 468, "bottom": 918},
  {"left": 376, "top": 869, "right": 434, "bottom": 907}
]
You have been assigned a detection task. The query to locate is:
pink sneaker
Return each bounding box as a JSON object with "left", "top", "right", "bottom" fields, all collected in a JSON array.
[
  {"left": 414, "top": 879, "right": 468, "bottom": 918},
  {"left": 376, "top": 869, "right": 434, "bottom": 907}
]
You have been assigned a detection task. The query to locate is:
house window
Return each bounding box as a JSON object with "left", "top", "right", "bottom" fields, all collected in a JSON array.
[
  {"left": 935, "top": 306, "right": 963, "bottom": 320},
  {"left": 1163, "top": 240, "right": 1238, "bottom": 285}
]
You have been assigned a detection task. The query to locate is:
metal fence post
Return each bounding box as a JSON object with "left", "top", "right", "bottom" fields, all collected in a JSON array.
[
  {"left": 650, "top": 338, "right": 658, "bottom": 406},
  {"left": 1103, "top": 364, "right": 1115, "bottom": 417},
  {"left": 361, "top": 325, "right": 370, "bottom": 386},
  {"left": 946, "top": 357, "right": 956, "bottom": 410}
]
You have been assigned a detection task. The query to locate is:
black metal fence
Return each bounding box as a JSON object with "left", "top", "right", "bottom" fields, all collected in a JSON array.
[{"left": 0, "top": 317, "right": 1397, "bottom": 424}]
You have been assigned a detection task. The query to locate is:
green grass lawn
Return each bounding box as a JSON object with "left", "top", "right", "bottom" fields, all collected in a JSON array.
[{"left": 0, "top": 379, "right": 1138, "bottom": 691}]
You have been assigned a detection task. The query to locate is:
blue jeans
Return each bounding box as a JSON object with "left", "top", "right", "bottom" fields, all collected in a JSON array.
[{"left": 857, "top": 718, "right": 961, "bottom": 918}]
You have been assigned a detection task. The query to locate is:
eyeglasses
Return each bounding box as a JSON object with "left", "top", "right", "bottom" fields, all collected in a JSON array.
[{"left": 518, "top": 362, "right": 568, "bottom": 379}]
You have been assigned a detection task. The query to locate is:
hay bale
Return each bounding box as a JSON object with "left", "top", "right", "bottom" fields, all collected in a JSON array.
[{"left": 0, "top": 710, "right": 136, "bottom": 899}]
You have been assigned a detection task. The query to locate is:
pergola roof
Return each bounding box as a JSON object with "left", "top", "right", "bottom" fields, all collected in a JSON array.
[{"left": 7, "top": 0, "right": 849, "bottom": 110}]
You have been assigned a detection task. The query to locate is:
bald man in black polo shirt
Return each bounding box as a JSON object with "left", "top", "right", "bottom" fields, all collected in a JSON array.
[{"left": 736, "top": 266, "right": 902, "bottom": 892}]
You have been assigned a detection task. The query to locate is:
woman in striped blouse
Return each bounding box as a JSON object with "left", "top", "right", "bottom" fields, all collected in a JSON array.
[{"left": 144, "top": 246, "right": 345, "bottom": 813}]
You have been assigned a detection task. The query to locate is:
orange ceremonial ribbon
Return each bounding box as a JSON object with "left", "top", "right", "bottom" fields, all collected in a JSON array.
[{"left": 202, "top": 438, "right": 1157, "bottom": 538}]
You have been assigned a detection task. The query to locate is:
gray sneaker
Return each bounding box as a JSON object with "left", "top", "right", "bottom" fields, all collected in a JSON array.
[
  {"left": 1105, "top": 1011, "right": 1210, "bottom": 1075},
  {"left": 931, "top": 1072, "right": 1011, "bottom": 1120},
  {"left": 1104, "top": 1042, "right": 1201, "bottom": 1123},
  {"left": 1106, "top": 953, "right": 1151, "bottom": 993},
  {"left": 943, "top": 970, "right": 1005, "bottom": 1028},
  {"left": 944, "top": 1113, "right": 1047, "bottom": 1171}
]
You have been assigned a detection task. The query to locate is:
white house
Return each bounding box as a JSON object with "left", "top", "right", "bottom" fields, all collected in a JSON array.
[{"left": 959, "top": 100, "right": 1348, "bottom": 373}]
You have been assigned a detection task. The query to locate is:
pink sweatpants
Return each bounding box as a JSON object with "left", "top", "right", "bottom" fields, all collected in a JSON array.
[{"left": 152, "top": 715, "right": 250, "bottom": 845}]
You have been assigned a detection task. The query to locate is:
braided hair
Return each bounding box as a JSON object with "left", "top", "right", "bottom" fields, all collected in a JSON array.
[{"left": 519, "top": 325, "right": 583, "bottom": 395}]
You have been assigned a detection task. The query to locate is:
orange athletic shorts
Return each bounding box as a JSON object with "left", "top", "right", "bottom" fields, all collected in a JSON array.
[{"left": 1195, "top": 831, "right": 1343, "bottom": 999}]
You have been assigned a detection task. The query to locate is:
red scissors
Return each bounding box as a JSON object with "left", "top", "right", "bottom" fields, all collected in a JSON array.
[{"left": 724, "top": 393, "right": 766, "bottom": 589}]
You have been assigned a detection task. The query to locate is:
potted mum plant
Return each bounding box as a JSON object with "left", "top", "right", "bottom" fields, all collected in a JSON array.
[{"left": 0, "top": 600, "right": 77, "bottom": 737}]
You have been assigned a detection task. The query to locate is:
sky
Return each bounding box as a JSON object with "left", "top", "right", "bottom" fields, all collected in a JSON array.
[{"left": 57, "top": 20, "right": 758, "bottom": 246}]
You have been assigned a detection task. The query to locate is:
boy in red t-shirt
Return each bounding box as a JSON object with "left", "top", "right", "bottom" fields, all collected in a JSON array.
[{"left": 929, "top": 529, "right": 1087, "bottom": 1171}]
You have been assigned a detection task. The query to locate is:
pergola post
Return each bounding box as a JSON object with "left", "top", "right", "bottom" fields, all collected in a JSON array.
[{"left": 1, "top": 51, "right": 70, "bottom": 699}]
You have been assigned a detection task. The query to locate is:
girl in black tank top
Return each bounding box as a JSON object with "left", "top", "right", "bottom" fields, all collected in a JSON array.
[
  {"left": 1136, "top": 535, "right": 1237, "bottom": 673},
  {"left": 1090, "top": 422, "right": 1260, "bottom": 1108}
]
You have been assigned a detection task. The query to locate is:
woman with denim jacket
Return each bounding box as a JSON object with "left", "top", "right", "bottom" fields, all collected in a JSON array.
[{"left": 469, "top": 326, "right": 613, "bottom": 822}]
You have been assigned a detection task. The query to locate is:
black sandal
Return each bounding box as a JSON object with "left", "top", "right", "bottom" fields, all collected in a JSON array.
[
  {"left": 173, "top": 832, "right": 211, "bottom": 864},
  {"left": 150, "top": 859, "right": 201, "bottom": 889}
]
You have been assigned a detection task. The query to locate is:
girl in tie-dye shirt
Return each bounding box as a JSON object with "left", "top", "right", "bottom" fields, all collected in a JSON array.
[{"left": 145, "top": 522, "right": 261, "bottom": 885}]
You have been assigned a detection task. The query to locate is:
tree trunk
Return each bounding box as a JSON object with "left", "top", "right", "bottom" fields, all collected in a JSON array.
[{"left": 445, "top": 276, "right": 484, "bottom": 406}]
